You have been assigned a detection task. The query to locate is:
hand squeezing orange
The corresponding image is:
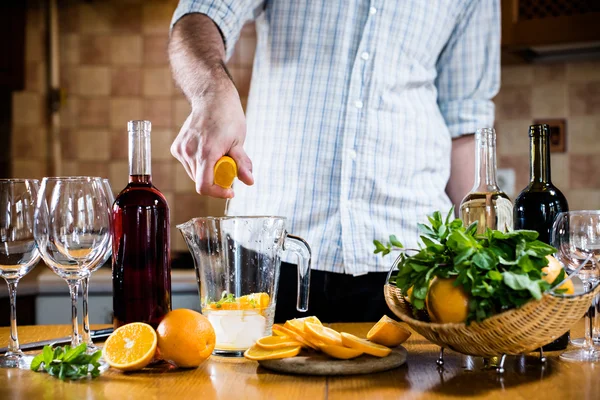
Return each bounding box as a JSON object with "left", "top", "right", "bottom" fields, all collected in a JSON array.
[{"left": 214, "top": 156, "right": 238, "bottom": 188}]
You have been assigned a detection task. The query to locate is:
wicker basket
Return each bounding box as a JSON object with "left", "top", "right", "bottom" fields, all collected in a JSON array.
[{"left": 384, "top": 266, "right": 600, "bottom": 357}]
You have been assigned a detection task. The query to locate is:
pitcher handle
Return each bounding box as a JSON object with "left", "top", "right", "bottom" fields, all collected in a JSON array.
[{"left": 283, "top": 234, "right": 312, "bottom": 312}]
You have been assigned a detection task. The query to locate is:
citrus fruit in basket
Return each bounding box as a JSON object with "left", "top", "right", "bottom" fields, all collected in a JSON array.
[
  {"left": 156, "top": 309, "right": 216, "bottom": 368},
  {"left": 426, "top": 277, "right": 470, "bottom": 323},
  {"left": 340, "top": 332, "right": 391, "bottom": 357},
  {"left": 214, "top": 156, "right": 238, "bottom": 188},
  {"left": 244, "top": 344, "right": 301, "bottom": 360},
  {"left": 367, "top": 315, "right": 411, "bottom": 347},
  {"left": 103, "top": 322, "right": 157, "bottom": 371},
  {"left": 543, "top": 255, "right": 574, "bottom": 295}
]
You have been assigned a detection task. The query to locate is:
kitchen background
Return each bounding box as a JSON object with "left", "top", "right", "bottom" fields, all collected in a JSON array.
[{"left": 1, "top": 0, "right": 599, "bottom": 323}]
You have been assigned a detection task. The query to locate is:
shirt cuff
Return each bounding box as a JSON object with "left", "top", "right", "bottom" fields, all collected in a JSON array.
[
  {"left": 439, "top": 99, "right": 495, "bottom": 138},
  {"left": 170, "top": 2, "right": 243, "bottom": 61}
]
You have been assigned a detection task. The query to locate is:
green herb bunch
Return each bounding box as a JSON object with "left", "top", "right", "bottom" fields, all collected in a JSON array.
[
  {"left": 374, "top": 209, "right": 562, "bottom": 324},
  {"left": 30, "top": 344, "right": 103, "bottom": 380}
]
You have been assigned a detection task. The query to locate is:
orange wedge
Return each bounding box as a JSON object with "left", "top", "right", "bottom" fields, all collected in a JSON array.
[
  {"left": 319, "top": 344, "right": 363, "bottom": 360},
  {"left": 340, "top": 332, "right": 391, "bottom": 358},
  {"left": 256, "top": 336, "right": 303, "bottom": 350},
  {"left": 366, "top": 315, "right": 411, "bottom": 347},
  {"left": 103, "top": 322, "right": 158, "bottom": 371},
  {"left": 304, "top": 322, "right": 343, "bottom": 346},
  {"left": 272, "top": 324, "right": 317, "bottom": 350},
  {"left": 214, "top": 156, "right": 238, "bottom": 188},
  {"left": 244, "top": 344, "right": 301, "bottom": 361}
]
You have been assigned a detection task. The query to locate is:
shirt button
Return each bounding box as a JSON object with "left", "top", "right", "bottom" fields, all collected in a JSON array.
[
  {"left": 360, "top": 52, "right": 370, "bottom": 61},
  {"left": 348, "top": 149, "right": 357, "bottom": 160},
  {"left": 369, "top": 7, "right": 377, "bottom": 15},
  {"left": 354, "top": 100, "right": 363, "bottom": 109}
]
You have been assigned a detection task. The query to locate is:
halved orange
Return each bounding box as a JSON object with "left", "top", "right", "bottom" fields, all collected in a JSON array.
[
  {"left": 272, "top": 324, "right": 317, "bottom": 350},
  {"left": 103, "top": 322, "right": 158, "bottom": 371},
  {"left": 340, "top": 332, "right": 391, "bottom": 358},
  {"left": 366, "top": 315, "right": 411, "bottom": 347},
  {"left": 244, "top": 344, "right": 301, "bottom": 361},
  {"left": 319, "top": 344, "right": 363, "bottom": 360},
  {"left": 214, "top": 156, "right": 238, "bottom": 188},
  {"left": 304, "top": 322, "right": 343, "bottom": 347},
  {"left": 256, "top": 335, "right": 303, "bottom": 350}
]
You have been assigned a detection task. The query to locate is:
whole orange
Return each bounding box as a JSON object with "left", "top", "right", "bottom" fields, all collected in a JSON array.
[
  {"left": 426, "top": 277, "right": 470, "bottom": 324},
  {"left": 156, "top": 309, "right": 216, "bottom": 368}
]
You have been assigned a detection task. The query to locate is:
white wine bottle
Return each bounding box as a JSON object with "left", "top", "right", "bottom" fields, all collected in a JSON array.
[{"left": 459, "top": 128, "right": 513, "bottom": 233}]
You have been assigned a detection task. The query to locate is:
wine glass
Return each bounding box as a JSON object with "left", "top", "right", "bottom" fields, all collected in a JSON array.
[
  {"left": 80, "top": 179, "right": 114, "bottom": 352},
  {"left": 34, "top": 177, "right": 111, "bottom": 348},
  {"left": 552, "top": 210, "right": 600, "bottom": 362},
  {"left": 0, "top": 179, "right": 41, "bottom": 369}
]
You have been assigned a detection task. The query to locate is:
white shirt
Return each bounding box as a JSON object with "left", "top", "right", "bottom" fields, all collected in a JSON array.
[{"left": 172, "top": 0, "right": 500, "bottom": 276}]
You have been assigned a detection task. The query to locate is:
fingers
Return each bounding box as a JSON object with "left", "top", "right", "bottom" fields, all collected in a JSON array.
[
  {"left": 195, "top": 156, "right": 234, "bottom": 198},
  {"left": 228, "top": 145, "right": 254, "bottom": 186}
]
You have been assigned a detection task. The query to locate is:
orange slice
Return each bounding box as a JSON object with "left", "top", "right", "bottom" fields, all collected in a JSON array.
[
  {"left": 284, "top": 320, "right": 323, "bottom": 348},
  {"left": 256, "top": 336, "right": 303, "bottom": 350},
  {"left": 304, "top": 322, "right": 343, "bottom": 347},
  {"left": 296, "top": 316, "right": 322, "bottom": 326},
  {"left": 319, "top": 344, "right": 363, "bottom": 360},
  {"left": 103, "top": 322, "right": 158, "bottom": 371},
  {"left": 340, "top": 332, "right": 391, "bottom": 358},
  {"left": 272, "top": 324, "right": 317, "bottom": 350},
  {"left": 239, "top": 293, "right": 270, "bottom": 310},
  {"left": 366, "top": 315, "right": 411, "bottom": 347},
  {"left": 244, "top": 344, "right": 301, "bottom": 361},
  {"left": 214, "top": 156, "right": 238, "bottom": 188}
]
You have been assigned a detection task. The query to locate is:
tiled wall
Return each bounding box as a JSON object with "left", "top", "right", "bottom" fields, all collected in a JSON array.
[
  {"left": 495, "top": 62, "right": 600, "bottom": 210},
  {"left": 10, "top": 1, "right": 599, "bottom": 253}
]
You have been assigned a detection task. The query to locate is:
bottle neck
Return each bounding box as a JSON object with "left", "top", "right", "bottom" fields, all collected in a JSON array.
[
  {"left": 530, "top": 132, "right": 551, "bottom": 185},
  {"left": 128, "top": 130, "right": 152, "bottom": 184},
  {"left": 472, "top": 128, "right": 500, "bottom": 192}
]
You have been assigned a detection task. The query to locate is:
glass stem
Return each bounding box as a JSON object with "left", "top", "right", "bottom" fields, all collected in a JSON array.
[
  {"left": 5, "top": 279, "right": 21, "bottom": 354},
  {"left": 81, "top": 276, "right": 93, "bottom": 346},
  {"left": 67, "top": 281, "right": 81, "bottom": 348},
  {"left": 584, "top": 279, "right": 595, "bottom": 354}
]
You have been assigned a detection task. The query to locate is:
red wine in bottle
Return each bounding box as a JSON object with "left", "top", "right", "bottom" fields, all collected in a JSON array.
[
  {"left": 514, "top": 124, "right": 569, "bottom": 351},
  {"left": 112, "top": 120, "right": 171, "bottom": 329}
]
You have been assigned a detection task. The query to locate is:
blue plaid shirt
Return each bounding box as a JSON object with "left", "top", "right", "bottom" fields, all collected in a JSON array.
[{"left": 172, "top": 0, "right": 500, "bottom": 276}]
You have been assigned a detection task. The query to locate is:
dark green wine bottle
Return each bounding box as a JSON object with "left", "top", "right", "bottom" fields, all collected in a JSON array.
[{"left": 514, "top": 124, "right": 569, "bottom": 351}]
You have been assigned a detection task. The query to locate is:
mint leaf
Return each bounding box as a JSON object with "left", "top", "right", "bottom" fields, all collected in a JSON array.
[
  {"left": 503, "top": 271, "right": 543, "bottom": 300},
  {"left": 30, "top": 353, "right": 44, "bottom": 371},
  {"left": 30, "top": 345, "right": 103, "bottom": 380},
  {"left": 389, "top": 235, "right": 403, "bottom": 248}
]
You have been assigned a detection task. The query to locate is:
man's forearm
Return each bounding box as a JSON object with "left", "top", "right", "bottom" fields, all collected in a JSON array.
[
  {"left": 446, "top": 134, "right": 475, "bottom": 212},
  {"left": 169, "top": 14, "right": 232, "bottom": 105}
]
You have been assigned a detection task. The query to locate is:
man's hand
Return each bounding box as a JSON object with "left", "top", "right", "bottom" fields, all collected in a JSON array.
[
  {"left": 169, "top": 13, "right": 254, "bottom": 198},
  {"left": 171, "top": 82, "right": 254, "bottom": 198}
]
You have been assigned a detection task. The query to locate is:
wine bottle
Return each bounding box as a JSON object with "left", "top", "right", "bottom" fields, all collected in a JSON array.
[
  {"left": 112, "top": 120, "right": 172, "bottom": 329},
  {"left": 459, "top": 128, "right": 513, "bottom": 233},
  {"left": 514, "top": 123, "right": 569, "bottom": 350}
]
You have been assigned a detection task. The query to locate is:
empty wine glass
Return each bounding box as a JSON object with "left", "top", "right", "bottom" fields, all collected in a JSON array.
[
  {"left": 552, "top": 210, "right": 600, "bottom": 362},
  {"left": 0, "top": 179, "right": 41, "bottom": 369},
  {"left": 34, "top": 177, "right": 111, "bottom": 348},
  {"left": 80, "top": 179, "right": 114, "bottom": 352}
]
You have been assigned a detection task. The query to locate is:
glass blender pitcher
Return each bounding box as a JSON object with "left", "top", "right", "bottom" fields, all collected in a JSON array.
[{"left": 177, "top": 216, "right": 311, "bottom": 356}]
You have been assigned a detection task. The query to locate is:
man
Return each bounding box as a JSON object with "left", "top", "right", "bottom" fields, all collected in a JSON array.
[{"left": 169, "top": 1, "right": 500, "bottom": 322}]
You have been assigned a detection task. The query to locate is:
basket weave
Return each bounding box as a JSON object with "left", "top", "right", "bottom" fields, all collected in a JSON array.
[{"left": 384, "top": 283, "right": 600, "bottom": 357}]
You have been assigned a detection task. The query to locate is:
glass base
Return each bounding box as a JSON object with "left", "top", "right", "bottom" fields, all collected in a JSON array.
[
  {"left": 213, "top": 349, "right": 245, "bottom": 357},
  {"left": 570, "top": 337, "right": 600, "bottom": 347},
  {"left": 0, "top": 351, "right": 34, "bottom": 369},
  {"left": 560, "top": 349, "right": 600, "bottom": 363}
]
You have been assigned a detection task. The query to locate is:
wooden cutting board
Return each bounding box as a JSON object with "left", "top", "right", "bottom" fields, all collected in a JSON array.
[{"left": 258, "top": 346, "right": 407, "bottom": 376}]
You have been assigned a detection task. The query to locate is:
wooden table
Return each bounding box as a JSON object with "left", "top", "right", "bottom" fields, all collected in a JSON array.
[{"left": 0, "top": 322, "right": 598, "bottom": 400}]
